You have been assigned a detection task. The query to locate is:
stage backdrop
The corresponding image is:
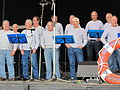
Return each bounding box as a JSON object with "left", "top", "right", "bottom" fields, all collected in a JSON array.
[{"left": 0, "top": 0, "right": 120, "bottom": 29}]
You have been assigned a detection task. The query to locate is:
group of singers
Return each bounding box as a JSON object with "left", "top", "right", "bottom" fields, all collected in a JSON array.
[{"left": 0, "top": 11, "right": 120, "bottom": 81}]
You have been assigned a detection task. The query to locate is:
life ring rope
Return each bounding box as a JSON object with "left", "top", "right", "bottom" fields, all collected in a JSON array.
[{"left": 98, "top": 38, "right": 120, "bottom": 84}]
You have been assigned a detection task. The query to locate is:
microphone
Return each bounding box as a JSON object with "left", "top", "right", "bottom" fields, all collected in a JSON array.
[
  {"left": 30, "top": 29, "right": 35, "bottom": 36},
  {"left": 39, "top": 0, "right": 51, "bottom": 6},
  {"left": 30, "top": 29, "right": 35, "bottom": 31},
  {"left": 51, "top": 0, "right": 56, "bottom": 10}
]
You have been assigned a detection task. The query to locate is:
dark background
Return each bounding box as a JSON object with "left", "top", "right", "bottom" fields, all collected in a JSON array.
[{"left": 0, "top": 0, "right": 120, "bottom": 29}]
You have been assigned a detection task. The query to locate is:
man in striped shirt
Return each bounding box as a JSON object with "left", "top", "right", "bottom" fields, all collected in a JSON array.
[
  {"left": 101, "top": 16, "right": 120, "bottom": 73},
  {"left": 65, "top": 17, "right": 87, "bottom": 80},
  {"left": 103, "top": 13, "right": 113, "bottom": 29},
  {"left": 41, "top": 21, "right": 61, "bottom": 80},
  {"left": 85, "top": 11, "right": 103, "bottom": 61},
  {"left": 65, "top": 15, "right": 76, "bottom": 34},
  {"left": 45, "top": 15, "right": 63, "bottom": 35},
  {"left": 20, "top": 19, "right": 39, "bottom": 81},
  {"left": 0, "top": 20, "right": 17, "bottom": 81}
]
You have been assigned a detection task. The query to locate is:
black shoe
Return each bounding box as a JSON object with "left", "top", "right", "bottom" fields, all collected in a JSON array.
[
  {"left": 9, "top": 78, "right": 15, "bottom": 81},
  {"left": 23, "top": 78, "right": 29, "bottom": 81},
  {"left": 0, "top": 77, "right": 6, "bottom": 81},
  {"left": 40, "top": 78, "right": 45, "bottom": 81}
]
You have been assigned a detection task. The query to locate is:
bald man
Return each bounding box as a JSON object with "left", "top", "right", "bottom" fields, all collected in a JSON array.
[
  {"left": 103, "top": 13, "right": 113, "bottom": 29},
  {"left": 41, "top": 21, "right": 61, "bottom": 80},
  {"left": 85, "top": 11, "right": 103, "bottom": 61},
  {"left": 0, "top": 20, "right": 17, "bottom": 81},
  {"left": 12, "top": 24, "right": 19, "bottom": 33},
  {"left": 101, "top": 16, "right": 120, "bottom": 73},
  {"left": 65, "top": 15, "right": 76, "bottom": 34}
]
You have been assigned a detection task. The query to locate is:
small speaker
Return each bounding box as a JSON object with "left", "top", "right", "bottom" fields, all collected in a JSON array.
[{"left": 77, "top": 64, "right": 98, "bottom": 78}]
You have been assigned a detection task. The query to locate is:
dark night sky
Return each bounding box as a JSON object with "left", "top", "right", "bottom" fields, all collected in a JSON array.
[{"left": 0, "top": 0, "right": 120, "bottom": 29}]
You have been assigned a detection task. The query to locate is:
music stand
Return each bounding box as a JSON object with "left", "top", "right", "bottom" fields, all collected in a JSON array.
[
  {"left": 118, "top": 33, "right": 120, "bottom": 38},
  {"left": 54, "top": 35, "right": 75, "bottom": 44},
  {"left": 88, "top": 30, "right": 104, "bottom": 38},
  {"left": 7, "top": 34, "right": 28, "bottom": 80},
  {"left": 7, "top": 34, "right": 28, "bottom": 44},
  {"left": 49, "top": 35, "right": 75, "bottom": 82}
]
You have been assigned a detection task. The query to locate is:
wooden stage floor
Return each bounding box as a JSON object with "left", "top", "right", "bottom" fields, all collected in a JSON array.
[{"left": 0, "top": 79, "right": 120, "bottom": 90}]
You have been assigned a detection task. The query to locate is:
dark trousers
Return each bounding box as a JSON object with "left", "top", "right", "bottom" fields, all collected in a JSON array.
[{"left": 87, "top": 41, "right": 103, "bottom": 61}]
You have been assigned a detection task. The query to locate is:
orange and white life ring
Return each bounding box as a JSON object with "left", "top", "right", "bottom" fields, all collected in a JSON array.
[{"left": 98, "top": 38, "right": 120, "bottom": 84}]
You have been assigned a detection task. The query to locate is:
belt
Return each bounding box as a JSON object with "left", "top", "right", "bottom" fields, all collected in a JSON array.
[{"left": 90, "top": 40, "right": 96, "bottom": 41}]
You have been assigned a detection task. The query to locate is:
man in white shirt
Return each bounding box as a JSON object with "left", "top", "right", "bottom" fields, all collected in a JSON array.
[
  {"left": 32, "top": 16, "right": 45, "bottom": 46},
  {"left": 12, "top": 24, "right": 21, "bottom": 77},
  {"left": 101, "top": 16, "right": 120, "bottom": 73},
  {"left": 103, "top": 13, "right": 113, "bottom": 29},
  {"left": 12, "top": 24, "right": 20, "bottom": 34},
  {"left": 65, "top": 17, "right": 87, "bottom": 80},
  {"left": 85, "top": 11, "right": 103, "bottom": 61},
  {"left": 51, "top": 15, "right": 63, "bottom": 35},
  {"left": 41, "top": 21, "right": 61, "bottom": 80},
  {"left": 65, "top": 15, "right": 75, "bottom": 34},
  {"left": 20, "top": 19, "right": 39, "bottom": 81},
  {"left": 32, "top": 16, "right": 45, "bottom": 79},
  {"left": 45, "top": 15, "right": 63, "bottom": 35},
  {"left": 0, "top": 20, "right": 17, "bottom": 81}
]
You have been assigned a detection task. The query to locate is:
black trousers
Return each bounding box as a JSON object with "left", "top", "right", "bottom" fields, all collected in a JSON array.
[{"left": 86, "top": 41, "right": 103, "bottom": 61}]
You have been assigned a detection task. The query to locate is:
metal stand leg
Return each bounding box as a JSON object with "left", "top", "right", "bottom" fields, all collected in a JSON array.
[
  {"left": 39, "top": 0, "right": 50, "bottom": 80},
  {"left": 52, "top": 0, "right": 56, "bottom": 80},
  {"left": 38, "top": 47, "right": 41, "bottom": 79},
  {"left": 18, "top": 50, "right": 21, "bottom": 79},
  {"left": 30, "top": 50, "right": 33, "bottom": 80}
]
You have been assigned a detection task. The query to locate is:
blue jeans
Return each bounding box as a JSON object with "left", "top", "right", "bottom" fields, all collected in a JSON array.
[
  {"left": 108, "top": 49, "right": 120, "bottom": 72},
  {"left": 22, "top": 50, "right": 38, "bottom": 79},
  {"left": 67, "top": 48, "right": 84, "bottom": 80},
  {"left": 0, "top": 50, "right": 14, "bottom": 79},
  {"left": 44, "top": 48, "right": 60, "bottom": 80}
]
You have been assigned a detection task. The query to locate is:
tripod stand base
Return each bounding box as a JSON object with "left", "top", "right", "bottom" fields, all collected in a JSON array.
[{"left": 45, "top": 78, "right": 71, "bottom": 83}]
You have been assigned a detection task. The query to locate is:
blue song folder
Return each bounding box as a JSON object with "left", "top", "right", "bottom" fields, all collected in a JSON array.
[
  {"left": 7, "top": 34, "right": 28, "bottom": 44},
  {"left": 118, "top": 33, "right": 120, "bottom": 38},
  {"left": 88, "top": 30, "right": 104, "bottom": 38},
  {"left": 53, "top": 35, "right": 75, "bottom": 44}
]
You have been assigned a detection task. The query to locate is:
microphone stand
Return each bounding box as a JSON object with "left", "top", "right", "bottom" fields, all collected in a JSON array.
[
  {"left": 30, "top": 29, "right": 35, "bottom": 80},
  {"left": 51, "top": 0, "right": 56, "bottom": 81},
  {"left": 2, "top": 0, "right": 5, "bottom": 21},
  {"left": 39, "top": 0, "right": 49, "bottom": 80},
  {"left": 48, "top": 0, "right": 70, "bottom": 83},
  {"left": 46, "top": 0, "right": 57, "bottom": 82}
]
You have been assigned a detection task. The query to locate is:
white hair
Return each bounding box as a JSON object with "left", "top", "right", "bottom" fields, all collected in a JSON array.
[
  {"left": 2, "top": 20, "right": 10, "bottom": 25},
  {"left": 25, "top": 19, "right": 32, "bottom": 25},
  {"left": 72, "top": 17, "right": 80, "bottom": 23}
]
